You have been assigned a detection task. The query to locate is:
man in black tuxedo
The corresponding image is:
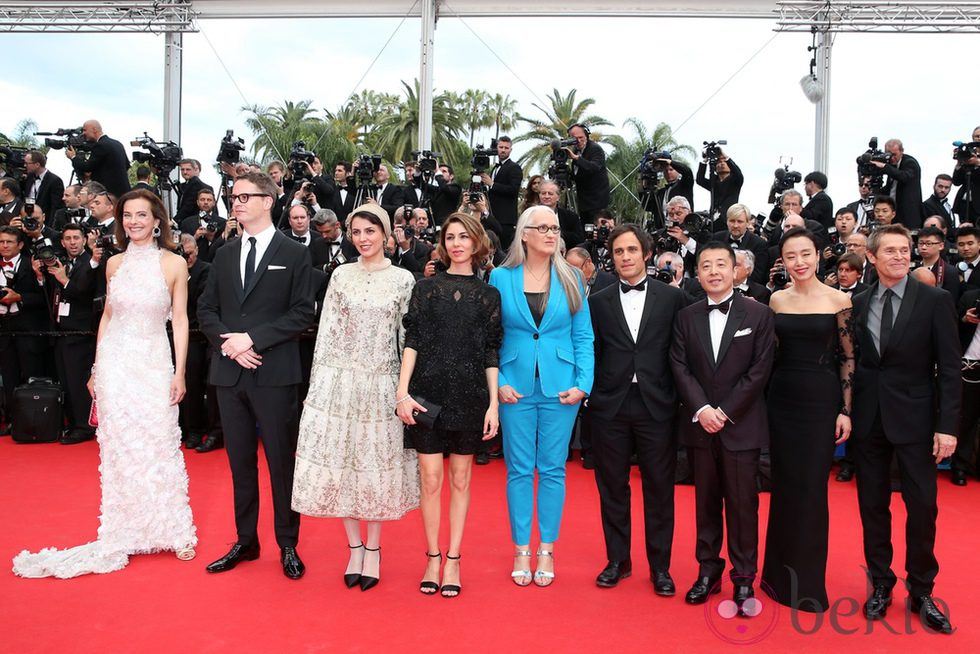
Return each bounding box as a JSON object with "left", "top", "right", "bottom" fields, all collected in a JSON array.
[
  {"left": 567, "top": 124, "right": 610, "bottom": 222},
  {"left": 428, "top": 163, "right": 462, "bottom": 225},
  {"left": 827, "top": 252, "right": 869, "bottom": 300},
  {"left": 51, "top": 184, "right": 84, "bottom": 231},
  {"left": 869, "top": 139, "right": 923, "bottom": 229},
  {"left": 645, "top": 154, "right": 696, "bottom": 228},
  {"left": 589, "top": 225, "right": 687, "bottom": 594},
  {"left": 764, "top": 191, "right": 829, "bottom": 251},
  {"left": 40, "top": 224, "right": 97, "bottom": 444},
  {"left": 916, "top": 226, "right": 961, "bottom": 299},
  {"left": 174, "top": 159, "right": 213, "bottom": 222},
  {"left": 0, "top": 177, "right": 24, "bottom": 226},
  {"left": 952, "top": 288, "right": 980, "bottom": 486},
  {"left": 177, "top": 233, "right": 210, "bottom": 450},
  {"left": 133, "top": 166, "right": 157, "bottom": 195},
  {"left": 198, "top": 171, "right": 316, "bottom": 580},
  {"left": 850, "top": 224, "right": 960, "bottom": 633},
  {"left": 670, "top": 241, "right": 774, "bottom": 613},
  {"left": 310, "top": 209, "right": 357, "bottom": 270},
  {"left": 368, "top": 164, "right": 403, "bottom": 226},
  {"left": 802, "top": 171, "right": 834, "bottom": 228},
  {"left": 392, "top": 207, "right": 433, "bottom": 275},
  {"left": 846, "top": 177, "right": 875, "bottom": 229},
  {"left": 697, "top": 151, "right": 744, "bottom": 230},
  {"left": 955, "top": 226, "right": 980, "bottom": 294},
  {"left": 66, "top": 120, "right": 131, "bottom": 198},
  {"left": 22, "top": 151, "right": 65, "bottom": 219},
  {"left": 481, "top": 136, "right": 523, "bottom": 249},
  {"left": 733, "top": 250, "right": 771, "bottom": 305},
  {"left": 179, "top": 189, "right": 226, "bottom": 263},
  {"left": 923, "top": 174, "right": 957, "bottom": 229},
  {"left": 715, "top": 203, "right": 769, "bottom": 285},
  {"left": 538, "top": 180, "right": 584, "bottom": 249},
  {"left": 331, "top": 161, "right": 355, "bottom": 225}
]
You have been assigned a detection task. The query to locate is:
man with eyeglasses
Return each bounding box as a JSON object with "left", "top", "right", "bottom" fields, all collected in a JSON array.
[
  {"left": 846, "top": 177, "right": 875, "bottom": 228},
  {"left": 916, "top": 226, "right": 960, "bottom": 299},
  {"left": 845, "top": 231, "right": 877, "bottom": 286},
  {"left": 538, "top": 180, "right": 584, "bottom": 249}
]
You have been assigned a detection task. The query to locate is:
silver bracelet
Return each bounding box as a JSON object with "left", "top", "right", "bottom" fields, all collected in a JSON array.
[{"left": 396, "top": 395, "right": 412, "bottom": 404}]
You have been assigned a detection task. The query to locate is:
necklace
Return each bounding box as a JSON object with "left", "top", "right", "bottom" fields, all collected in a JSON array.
[{"left": 526, "top": 263, "right": 549, "bottom": 282}]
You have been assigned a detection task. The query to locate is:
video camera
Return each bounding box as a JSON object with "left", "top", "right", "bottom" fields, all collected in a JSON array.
[
  {"left": 953, "top": 140, "right": 980, "bottom": 166},
  {"left": 216, "top": 129, "right": 245, "bottom": 165},
  {"left": 0, "top": 145, "right": 29, "bottom": 178},
  {"left": 548, "top": 137, "right": 577, "bottom": 188},
  {"left": 411, "top": 150, "right": 441, "bottom": 176},
  {"left": 288, "top": 141, "right": 316, "bottom": 183},
  {"left": 767, "top": 165, "right": 802, "bottom": 204},
  {"left": 648, "top": 211, "right": 712, "bottom": 254},
  {"left": 355, "top": 153, "right": 383, "bottom": 187},
  {"left": 651, "top": 263, "right": 674, "bottom": 285},
  {"left": 471, "top": 139, "right": 498, "bottom": 174},
  {"left": 131, "top": 133, "right": 183, "bottom": 179},
  {"left": 638, "top": 149, "right": 671, "bottom": 193},
  {"left": 702, "top": 140, "right": 727, "bottom": 166},
  {"left": 37, "top": 127, "right": 90, "bottom": 152},
  {"left": 856, "top": 137, "right": 889, "bottom": 193}
]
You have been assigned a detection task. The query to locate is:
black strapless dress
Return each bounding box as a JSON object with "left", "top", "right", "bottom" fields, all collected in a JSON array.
[{"left": 762, "top": 311, "right": 853, "bottom": 612}]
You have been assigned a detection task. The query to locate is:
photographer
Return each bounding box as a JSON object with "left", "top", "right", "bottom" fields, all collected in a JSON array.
[
  {"left": 802, "top": 171, "right": 834, "bottom": 228},
  {"left": 174, "top": 159, "right": 213, "bottom": 222},
  {"left": 0, "top": 226, "right": 50, "bottom": 419},
  {"left": 36, "top": 223, "right": 96, "bottom": 444},
  {"left": 482, "top": 136, "right": 524, "bottom": 249},
  {"left": 430, "top": 163, "right": 462, "bottom": 225},
  {"left": 458, "top": 190, "right": 503, "bottom": 242},
  {"left": 392, "top": 206, "right": 434, "bottom": 275},
  {"left": 538, "top": 180, "right": 585, "bottom": 248},
  {"left": 823, "top": 252, "right": 867, "bottom": 296},
  {"left": 14, "top": 204, "right": 63, "bottom": 261},
  {"left": 696, "top": 148, "right": 743, "bottom": 229},
  {"left": 952, "top": 285, "right": 980, "bottom": 486},
  {"left": 581, "top": 209, "right": 617, "bottom": 271},
  {"left": 820, "top": 208, "right": 858, "bottom": 276},
  {"left": 310, "top": 209, "right": 358, "bottom": 270},
  {"left": 567, "top": 124, "right": 610, "bottom": 222},
  {"left": 179, "top": 189, "right": 225, "bottom": 263},
  {"left": 661, "top": 197, "right": 711, "bottom": 275},
  {"left": 845, "top": 177, "right": 875, "bottom": 229},
  {"left": 956, "top": 225, "right": 980, "bottom": 293},
  {"left": 715, "top": 203, "right": 769, "bottom": 285},
  {"left": 765, "top": 190, "right": 829, "bottom": 250},
  {"left": 22, "top": 151, "right": 65, "bottom": 220},
  {"left": 915, "top": 226, "right": 960, "bottom": 299},
  {"left": 332, "top": 161, "right": 355, "bottom": 223},
  {"left": 66, "top": 120, "right": 131, "bottom": 198},
  {"left": 872, "top": 195, "right": 898, "bottom": 226},
  {"left": 52, "top": 184, "right": 85, "bottom": 230},
  {"left": 871, "top": 138, "right": 923, "bottom": 228},
  {"left": 647, "top": 154, "right": 695, "bottom": 227},
  {"left": 844, "top": 231, "right": 877, "bottom": 286},
  {"left": 923, "top": 174, "right": 958, "bottom": 229},
  {"left": 0, "top": 176, "right": 24, "bottom": 225},
  {"left": 565, "top": 246, "right": 617, "bottom": 297},
  {"left": 733, "top": 249, "right": 771, "bottom": 305},
  {"left": 367, "top": 163, "right": 404, "bottom": 225},
  {"left": 952, "top": 126, "right": 980, "bottom": 225}
]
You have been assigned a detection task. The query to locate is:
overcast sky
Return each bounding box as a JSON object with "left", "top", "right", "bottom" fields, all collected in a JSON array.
[{"left": 1, "top": 15, "right": 976, "bottom": 217}]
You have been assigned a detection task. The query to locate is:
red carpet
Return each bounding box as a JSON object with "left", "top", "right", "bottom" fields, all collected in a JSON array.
[{"left": 2, "top": 436, "right": 977, "bottom": 652}]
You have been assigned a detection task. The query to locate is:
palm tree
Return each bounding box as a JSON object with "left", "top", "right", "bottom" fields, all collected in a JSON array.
[
  {"left": 373, "top": 79, "right": 464, "bottom": 168},
  {"left": 605, "top": 118, "right": 696, "bottom": 221},
  {"left": 0, "top": 119, "right": 41, "bottom": 148},
  {"left": 512, "top": 89, "right": 613, "bottom": 174},
  {"left": 485, "top": 93, "right": 518, "bottom": 140},
  {"left": 451, "top": 88, "right": 490, "bottom": 148},
  {"left": 242, "top": 100, "right": 324, "bottom": 164}
]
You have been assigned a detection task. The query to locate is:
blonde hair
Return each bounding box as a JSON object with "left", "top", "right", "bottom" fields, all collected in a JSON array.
[{"left": 502, "top": 206, "right": 585, "bottom": 314}]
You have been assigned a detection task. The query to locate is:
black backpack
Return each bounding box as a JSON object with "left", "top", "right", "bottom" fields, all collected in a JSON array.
[{"left": 12, "top": 377, "right": 64, "bottom": 444}]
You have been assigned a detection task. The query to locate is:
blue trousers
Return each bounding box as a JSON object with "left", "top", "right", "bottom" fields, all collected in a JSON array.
[{"left": 499, "top": 379, "right": 580, "bottom": 544}]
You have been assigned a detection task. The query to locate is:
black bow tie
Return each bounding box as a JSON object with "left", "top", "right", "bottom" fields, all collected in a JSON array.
[
  {"left": 729, "top": 237, "right": 742, "bottom": 247},
  {"left": 708, "top": 296, "right": 733, "bottom": 314},
  {"left": 291, "top": 235, "right": 306, "bottom": 243},
  {"left": 620, "top": 280, "right": 646, "bottom": 293}
]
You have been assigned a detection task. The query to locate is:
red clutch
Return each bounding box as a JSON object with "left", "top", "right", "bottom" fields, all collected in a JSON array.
[{"left": 88, "top": 401, "right": 98, "bottom": 428}]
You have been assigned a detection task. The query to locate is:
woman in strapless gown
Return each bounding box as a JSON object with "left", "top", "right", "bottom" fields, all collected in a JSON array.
[
  {"left": 12, "top": 190, "right": 197, "bottom": 579},
  {"left": 762, "top": 227, "right": 854, "bottom": 612}
]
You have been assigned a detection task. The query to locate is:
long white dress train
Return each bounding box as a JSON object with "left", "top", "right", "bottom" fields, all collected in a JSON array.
[{"left": 12, "top": 243, "right": 197, "bottom": 579}]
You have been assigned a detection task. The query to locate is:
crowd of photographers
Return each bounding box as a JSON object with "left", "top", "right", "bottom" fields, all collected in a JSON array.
[{"left": 0, "top": 118, "right": 978, "bottom": 482}]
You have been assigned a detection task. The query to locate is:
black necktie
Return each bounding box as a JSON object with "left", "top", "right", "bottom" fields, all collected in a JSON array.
[
  {"left": 243, "top": 236, "right": 257, "bottom": 291},
  {"left": 879, "top": 289, "right": 894, "bottom": 353},
  {"left": 620, "top": 280, "right": 646, "bottom": 293},
  {"left": 708, "top": 296, "right": 733, "bottom": 314}
]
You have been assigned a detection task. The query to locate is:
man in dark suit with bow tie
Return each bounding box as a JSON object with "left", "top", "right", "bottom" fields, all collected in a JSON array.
[
  {"left": 66, "top": 120, "right": 131, "bottom": 199},
  {"left": 850, "top": 224, "right": 960, "bottom": 633},
  {"left": 310, "top": 208, "right": 358, "bottom": 270},
  {"left": 713, "top": 203, "right": 769, "bottom": 285},
  {"left": 589, "top": 225, "right": 688, "bottom": 594},
  {"left": 198, "top": 172, "right": 316, "bottom": 580},
  {"left": 802, "top": 171, "right": 834, "bottom": 228},
  {"left": 481, "top": 136, "right": 523, "bottom": 249},
  {"left": 956, "top": 225, "right": 980, "bottom": 294},
  {"left": 670, "top": 241, "right": 774, "bottom": 614},
  {"left": 22, "top": 151, "right": 65, "bottom": 219},
  {"left": 922, "top": 174, "right": 957, "bottom": 229}
]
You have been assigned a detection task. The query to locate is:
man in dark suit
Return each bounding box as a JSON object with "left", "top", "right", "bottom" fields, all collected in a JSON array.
[
  {"left": 764, "top": 191, "right": 830, "bottom": 251},
  {"left": 429, "top": 164, "right": 462, "bottom": 225},
  {"left": 916, "top": 226, "right": 960, "bottom": 299},
  {"left": 331, "top": 161, "right": 354, "bottom": 225},
  {"left": 538, "top": 180, "right": 584, "bottom": 249},
  {"left": 952, "top": 127, "right": 980, "bottom": 225},
  {"left": 174, "top": 159, "right": 213, "bottom": 223},
  {"left": 310, "top": 209, "right": 357, "bottom": 270},
  {"left": 22, "top": 151, "right": 65, "bottom": 219},
  {"left": 177, "top": 233, "right": 212, "bottom": 450},
  {"left": 482, "top": 136, "right": 523, "bottom": 249},
  {"left": 670, "top": 241, "right": 775, "bottom": 614},
  {"left": 179, "top": 188, "right": 225, "bottom": 263},
  {"left": 850, "top": 224, "right": 960, "bottom": 633},
  {"left": 392, "top": 207, "right": 434, "bottom": 275},
  {"left": 715, "top": 203, "right": 769, "bottom": 285},
  {"left": 955, "top": 226, "right": 980, "bottom": 294},
  {"left": 697, "top": 151, "right": 744, "bottom": 230},
  {"left": 41, "top": 224, "right": 97, "bottom": 444},
  {"left": 922, "top": 174, "right": 957, "bottom": 229},
  {"left": 567, "top": 124, "right": 610, "bottom": 222},
  {"left": 645, "top": 154, "right": 696, "bottom": 228},
  {"left": 802, "top": 171, "right": 834, "bottom": 228},
  {"left": 869, "top": 139, "right": 922, "bottom": 229},
  {"left": 133, "top": 166, "right": 158, "bottom": 195},
  {"left": 369, "top": 164, "right": 403, "bottom": 226},
  {"left": 827, "top": 252, "right": 869, "bottom": 301},
  {"left": 589, "top": 225, "right": 687, "bottom": 595},
  {"left": 0, "top": 176, "right": 24, "bottom": 226},
  {"left": 846, "top": 177, "right": 875, "bottom": 229},
  {"left": 733, "top": 249, "right": 771, "bottom": 304},
  {"left": 66, "top": 120, "right": 131, "bottom": 198},
  {"left": 952, "top": 288, "right": 980, "bottom": 485},
  {"left": 198, "top": 171, "right": 316, "bottom": 580}
]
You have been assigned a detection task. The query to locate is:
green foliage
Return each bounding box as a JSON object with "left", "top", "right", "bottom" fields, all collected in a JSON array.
[{"left": 512, "top": 89, "right": 613, "bottom": 174}]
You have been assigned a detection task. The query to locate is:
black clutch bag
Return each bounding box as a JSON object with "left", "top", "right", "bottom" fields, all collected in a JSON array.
[{"left": 405, "top": 395, "right": 442, "bottom": 430}]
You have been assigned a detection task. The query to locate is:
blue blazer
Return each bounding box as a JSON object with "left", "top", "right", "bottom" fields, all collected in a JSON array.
[{"left": 489, "top": 264, "right": 594, "bottom": 398}]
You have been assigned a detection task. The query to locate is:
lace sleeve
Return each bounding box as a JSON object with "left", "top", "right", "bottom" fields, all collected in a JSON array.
[
  {"left": 836, "top": 307, "right": 855, "bottom": 416},
  {"left": 402, "top": 281, "right": 426, "bottom": 352},
  {"left": 484, "top": 287, "right": 503, "bottom": 369}
]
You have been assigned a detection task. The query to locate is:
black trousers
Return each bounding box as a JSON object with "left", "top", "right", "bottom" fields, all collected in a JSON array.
[
  {"left": 852, "top": 410, "right": 939, "bottom": 597},
  {"left": 592, "top": 385, "right": 675, "bottom": 571},
  {"left": 216, "top": 373, "right": 301, "bottom": 548},
  {"left": 691, "top": 439, "right": 760, "bottom": 582},
  {"left": 952, "top": 368, "right": 980, "bottom": 474},
  {"left": 54, "top": 333, "right": 95, "bottom": 433},
  {"left": 179, "top": 336, "right": 209, "bottom": 436}
]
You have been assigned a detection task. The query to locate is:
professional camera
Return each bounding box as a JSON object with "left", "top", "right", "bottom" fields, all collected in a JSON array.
[
  {"left": 33, "top": 242, "right": 63, "bottom": 267},
  {"left": 856, "top": 137, "right": 889, "bottom": 192},
  {"left": 953, "top": 140, "right": 980, "bottom": 166},
  {"left": 287, "top": 141, "right": 316, "bottom": 183},
  {"left": 411, "top": 149, "right": 441, "bottom": 175},
  {"left": 355, "top": 153, "right": 383, "bottom": 186},
  {"left": 216, "top": 129, "right": 246, "bottom": 165},
  {"left": 22, "top": 214, "right": 40, "bottom": 232},
  {"left": 65, "top": 207, "right": 88, "bottom": 223},
  {"left": 772, "top": 266, "right": 789, "bottom": 290},
  {"left": 638, "top": 149, "right": 670, "bottom": 191},
  {"left": 829, "top": 233, "right": 847, "bottom": 257},
  {"left": 131, "top": 133, "right": 183, "bottom": 180},
  {"left": 0, "top": 145, "right": 29, "bottom": 178},
  {"left": 652, "top": 263, "right": 674, "bottom": 285},
  {"left": 37, "top": 127, "right": 90, "bottom": 152},
  {"left": 204, "top": 217, "right": 221, "bottom": 233},
  {"left": 548, "top": 138, "right": 577, "bottom": 188},
  {"left": 584, "top": 222, "right": 611, "bottom": 245},
  {"left": 649, "top": 210, "right": 712, "bottom": 254},
  {"left": 702, "top": 140, "right": 727, "bottom": 166},
  {"left": 766, "top": 166, "right": 802, "bottom": 204},
  {"left": 471, "top": 139, "right": 498, "bottom": 173},
  {"left": 418, "top": 225, "right": 439, "bottom": 245},
  {"left": 86, "top": 221, "right": 119, "bottom": 257}
]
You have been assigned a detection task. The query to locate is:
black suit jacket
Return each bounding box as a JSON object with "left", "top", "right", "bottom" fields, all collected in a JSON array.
[
  {"left": 1, "top": 255, "right": 51, "bottom": 333},
  {"left": 715, "top": 230, "right": 770, "bottom": 285},
  {"left": 928, "top": 260, "right": 961, "bottom": 300},
  {"left": 670, "top": 293, "right": 775, "bottom": 451},
  {"left": 952, "top": 165, "right": 980, "bottom": 224},
  {"left": 922, "top": 194, "right": 954, "bottom": 225},
  {"left": 197, "top": 230, "right": 316, "bottom": 387},
  {"left": 377, "top": 183, "right": 404, "bottom": 225},
  {"left": 573, "top": 140, "right": 610, "bottom": 215},
  {"left": 488, "top": 158, "right": 523, "bottom": 227},
  {"left": 71, "top": 135, "right": 131, "bottom": 198},
  {"left": 882, "top": 155, "right": 924, "bottom": 229},
  {"left": 333, "top": 184, "right": 356, "bottom": 224},
  {"left": 589, "top": 280, "right": 687, "bottom": 422},
  {"left": 958, "top": 288, "right": 980, "bottom": 353},
  {"left": 310, "top": 236, "right": 359, "bottom": 269},
  {"left": 738, "top": 280, "right": 772, "bottom": 305},
  {"left": 23, "top": 171, "right": 65, "bottom": 219},
  {"left": 851, "top": 276, "right": 961, "bottom": 443},
  {"left": 174, "top": 177, "right": 213, "bottom": 222},
  {"left": 187, "top": 259, "right": 210, "bottom": 329},
  {"left": 802, "top": 190, "right": 834, "bottom": 228},
  {"left": 697, "top": 159, "right": 744, "bottom": 227},
  {"left": 430, "top": 178, "right": 462, "bottom": 224},
  {"left": 556, "top": 206, "right": 585, "bottom": 249},
  {"left": 51, "top": 251, "right": 97, "bottom": 332},
  {"left": 646, "top": 160, "right": 696, "bottom": 225}
]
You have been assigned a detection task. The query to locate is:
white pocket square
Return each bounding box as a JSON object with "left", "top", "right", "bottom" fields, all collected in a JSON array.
[
  {"left": 268, "top": 265, "right": 287, "bottom": 271},
  {"left": 734, "top": 328, "right": 753, "bottom": 337}
]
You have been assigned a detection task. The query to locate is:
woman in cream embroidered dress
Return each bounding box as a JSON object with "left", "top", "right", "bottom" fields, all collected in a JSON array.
[
  {"left": 12, "top": 189, "right": 197, "bottom": 579},
  {"left": 292, "top": 204, "right": 419, "bottom": 591}
]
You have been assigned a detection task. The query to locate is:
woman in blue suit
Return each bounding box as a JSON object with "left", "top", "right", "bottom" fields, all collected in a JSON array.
[{"left": 489, "top": 205, "right": 594, "bottom": 587}]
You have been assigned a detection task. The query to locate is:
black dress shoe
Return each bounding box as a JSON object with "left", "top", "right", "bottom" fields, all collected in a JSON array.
[
  {"left": 595, "top": 560, "right": 632, "bottom": 588},
  {"left": 734, "top": 584, "right": 755, "bottom": 615},
  {"left": 488, "top": 448, "right": 504, "bottom": 459},
  {"left": 360, "top": 546, "right": 380, "bottom": 591},
  {"left": 184, "top": 433, "right": 203, "bottom": 450},
  {"left": 685, "top": 576, "right": 721, "bottom": 604},
  {"left": 475, "top": 451, "right": 490, "bottom": 465},
  {"left": 206, "top": 542, "right": 260, "bottom": 573},
  {"left": 281, "top": 547, "right": 305, "bottom": 579},
  {"left": 863, "top": 584, "right": 892, "bottom": 620},
  {"left": 651, "top": 570, "right": 675, "bottom": 596},
  {"left": 581, "top": 453, "right": 595, "bottom": 470},
  {"left": 836, "top": 465, "right": 854, "bottom": 482},
  {"left": 59, "top": 429, "right": 95, "bottom": 445},
  {"left": 909, "top": 595, "right": 953, "bottom": 634},
  {"left": 951, "top": 470, "right": 968, "bottom": 486},
  {"left": 196, "top": 434, "right": 224, "bottom": 453}
]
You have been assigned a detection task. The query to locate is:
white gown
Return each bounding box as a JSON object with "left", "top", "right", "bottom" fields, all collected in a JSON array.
[{"left": 12, "top": 243, "right": 197, "bottom": 579}]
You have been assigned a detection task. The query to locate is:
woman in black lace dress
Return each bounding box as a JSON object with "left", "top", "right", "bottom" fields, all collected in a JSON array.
[
  {"left": 762, "top": 227, "right": 854, "bottom": 612},
  {"left": 396, "top": 212, "right": 502, "bottom": 598}
]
